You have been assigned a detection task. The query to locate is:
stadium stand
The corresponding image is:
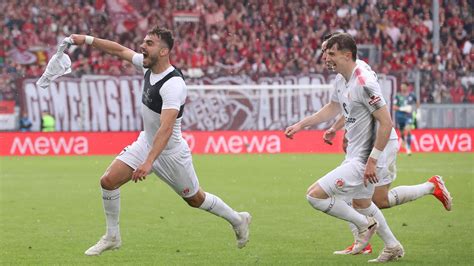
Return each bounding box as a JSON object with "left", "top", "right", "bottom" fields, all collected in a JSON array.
[{"left": 1, "top": 0, "right": 472, "bottom": 103}]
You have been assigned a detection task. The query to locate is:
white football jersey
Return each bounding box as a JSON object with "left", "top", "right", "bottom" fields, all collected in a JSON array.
[
  {"left": 331, "top": 65, "right": 397, "bottom": 163},
  {"left": 356, "top": 59, "right": 377, "bottom": 79},
  {"left": 132, "top": 53, "right": 187, "bottom": 151}
]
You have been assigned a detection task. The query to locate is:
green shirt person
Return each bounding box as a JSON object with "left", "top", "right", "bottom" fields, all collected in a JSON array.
[{"left": 41, "top": 111, "right": 55, "bottom": 132}]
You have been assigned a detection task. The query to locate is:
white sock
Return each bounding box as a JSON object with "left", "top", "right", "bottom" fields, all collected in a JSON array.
[
  {"left": 344, "top": 200, "right": 358, "bottom": 241},
  {"left": 307, "top": 195, "right": 368, "bottom": 230},
  {"left": 102, "top": 188, "right": 120, "bottom": 238},
  {"left": 357, "top": 203, "right": 399, "bottom": 248},
  {"left": 199, "top": 192, "right": 242, "bottom": 226},
  {"left": 388, "top": 182, "right": 434, "bottom": 207}
]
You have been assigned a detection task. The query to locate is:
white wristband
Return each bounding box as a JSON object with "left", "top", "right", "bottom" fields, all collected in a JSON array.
[
  {"left": 369, "top": 148, "right": 382, "bottom": 160},
  {"left": 85, "top": 35, "right": 94, "bottom": 45}
]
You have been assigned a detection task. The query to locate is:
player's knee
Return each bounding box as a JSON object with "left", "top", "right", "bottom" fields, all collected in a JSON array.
[
  {"left": 184, "top": 192, "right": 205, "bottom": 208},
  {"left": 373, "top": 198, "right": 390, "bottom": 209},
  {"left": 100, "top": 174, "right": 118, "bottom": 190},
  {"left": 352, "top": 199, "right": 371, "bottom": 209},
  {"left": 306, "top": 183, "right": 329, "bottom": 199}
]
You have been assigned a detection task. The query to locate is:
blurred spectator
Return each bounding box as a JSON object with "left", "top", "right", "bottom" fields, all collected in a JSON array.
[
  {"left": 450, "top": 80, "right": 466, "bottom": 103},
  {"left": 19, "top": 111, "right": 32, "bottom": 132},
  {"left": 0, "top": 0, "right": 472, "bottom": 105},
  {"left": 41, "top": 111, "right": 55, "bottom": 132}
]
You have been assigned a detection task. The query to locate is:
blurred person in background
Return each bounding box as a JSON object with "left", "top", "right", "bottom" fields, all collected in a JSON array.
[
  {"left": 393, "top": 83, "right": 417, "bottom": 155},
  {"left": 19, "top": 110, "right": 32, "bottom": 132},
  {"left": 40, "top": 111, "right": 55, "bottom": 132}
]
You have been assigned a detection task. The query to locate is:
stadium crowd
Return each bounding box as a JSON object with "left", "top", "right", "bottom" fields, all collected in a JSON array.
[{"left": 1, "top": 0, "right": 473, "bottom": 103}]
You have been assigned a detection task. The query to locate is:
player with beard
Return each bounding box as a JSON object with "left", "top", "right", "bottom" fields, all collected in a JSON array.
[{"left": 70, "top": 27, "right": 251, "bottom": 256}]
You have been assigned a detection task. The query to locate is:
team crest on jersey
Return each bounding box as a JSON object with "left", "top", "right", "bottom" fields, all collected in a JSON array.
[
  {"left": 182, "top": 188, "right": 190, "bottom": 196},
  {"left": 335, "top": 178, "right": 345, "bottom": 191}
]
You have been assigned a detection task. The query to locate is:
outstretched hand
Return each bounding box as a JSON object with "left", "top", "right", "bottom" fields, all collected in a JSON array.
[{"left": 284, "top": 124, "right": 302, "bottom": 139}]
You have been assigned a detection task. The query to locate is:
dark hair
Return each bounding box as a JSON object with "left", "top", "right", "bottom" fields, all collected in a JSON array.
[
  {"left": 148, "top": 27, "right": 174, "bottom": 50},
  {"left": 326, "top": 33, "right": 357, "bottom": 61},
  {"left": 323, "top": 32, "right": 342, "bottom": 41}
]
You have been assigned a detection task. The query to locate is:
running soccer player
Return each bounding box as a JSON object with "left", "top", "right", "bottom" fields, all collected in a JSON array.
[
  {"left": 285, "top": 33, "right": 403, "bottom": 262},
  {"left": 69, "top": 27, "right": 251, "bottom": 256},
  {"left": 320, "top": 33, "right": 452, "bottom": 258}
]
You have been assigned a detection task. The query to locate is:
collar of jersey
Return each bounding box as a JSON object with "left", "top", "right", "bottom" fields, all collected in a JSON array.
[
  {"left": 345, "top": 65, "right": 359, "bottom": 87},
  {"left": 149, "top": 65, "right": 175, "bottom": 78}
]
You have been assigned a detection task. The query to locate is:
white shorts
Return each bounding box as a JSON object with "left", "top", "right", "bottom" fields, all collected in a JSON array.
[
  {"left": 317, "top": 159, "right": 375, "bottom": 200},
  {"left": 375, "top": 139, "right": 398, "bottom": 187},
  {"left": 117, "top": 132, "right": 200, "bottom": 198}
]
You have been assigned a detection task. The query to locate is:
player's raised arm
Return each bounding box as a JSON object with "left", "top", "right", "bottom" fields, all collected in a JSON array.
[
  {"left": 284, "top": 101, "right": 341, "bottom": 139},
  {"left": 70, "top": 34, "right": 136, "bottom": 63}
]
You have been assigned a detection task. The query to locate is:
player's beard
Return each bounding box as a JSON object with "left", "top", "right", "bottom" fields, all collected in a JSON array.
[{"left": 143, "top": 54, "right": 159, "bottom": 69}]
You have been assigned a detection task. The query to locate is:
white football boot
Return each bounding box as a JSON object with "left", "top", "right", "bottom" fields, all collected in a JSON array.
[
  {"left": 84, "top": 235, "right": 122, "bottom": 256},
  {"left": 368, "top": 243, "right": 405, "bottom": 263},
  {"left": 233, "top": 212, "right": 252, "bottom": 248},
  {"left": 351, "top": 216, "right": 378, "bottom": 255}
]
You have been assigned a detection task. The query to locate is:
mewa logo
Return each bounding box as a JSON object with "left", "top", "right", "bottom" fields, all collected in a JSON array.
[
  {"left": 203, "top": 134, "right": 281, "bottom": 153},
  {"left": 10, "top": 136, "right": 89, "bottom": 155},
  {"left": 408, "top": 133, "right": 471, "bottom": 152}
]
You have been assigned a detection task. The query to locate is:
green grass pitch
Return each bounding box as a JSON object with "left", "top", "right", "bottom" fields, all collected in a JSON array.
[{"left": 1, "top": 153, "right": 473, "bottom": 265}]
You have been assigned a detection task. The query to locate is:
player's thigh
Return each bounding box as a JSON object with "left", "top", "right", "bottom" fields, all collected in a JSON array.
[
  {"left": 315, "top": 160, "right": 371, "bottom": 198},
  {"left": 153, "top": 145, "right": 200, "bottom": 198},
  {"left": 116, "top": 132, "right": 149, "bottom": 170},
  {"left": 104, "top": 132, "right": 148, "bottom": 189}
]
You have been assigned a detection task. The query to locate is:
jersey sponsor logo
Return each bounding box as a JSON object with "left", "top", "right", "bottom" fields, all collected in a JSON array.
[
  {"left": 346, "top": 117, "right": 356, "bottom": 123},
  {"left": 368, "top": 95, "right": 382, "bottom": 106}
]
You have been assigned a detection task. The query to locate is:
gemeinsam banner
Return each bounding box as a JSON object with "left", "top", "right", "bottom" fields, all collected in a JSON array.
[
  {"left": 21, "top": 74, "right": 396, "bottom": 132},
  {"left": 1, "top": 129, "right": 472, "bottom": 156}
]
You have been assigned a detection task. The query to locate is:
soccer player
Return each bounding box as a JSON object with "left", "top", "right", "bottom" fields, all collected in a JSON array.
[
  {"left": 285, "top": 33, "right": 404, "bottom": 262},
  {"left": 321, "top": 34, "right": 452, "bottom": 256},
  {"left": 69, "top": 27, "right": 251, "bottom": 256},
  {"left": 393, "top": 83, "right": 418, "bottom": 155}
]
